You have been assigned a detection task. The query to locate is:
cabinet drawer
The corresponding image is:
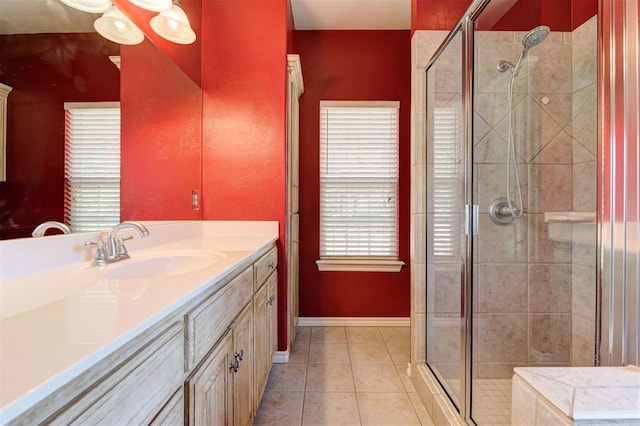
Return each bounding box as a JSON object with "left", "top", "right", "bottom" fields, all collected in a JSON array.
[
  {"left": 50, "top": 322, "right": 184, "bottom": 425},
  {"left": 254, "top": 247, "right": 277, "bottom": 290},
  {"left": 185, "top": 267, "right": 253, "bottom": 371}
]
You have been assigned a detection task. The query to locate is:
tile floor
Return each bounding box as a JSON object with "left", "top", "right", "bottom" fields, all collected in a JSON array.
[
  {"left": 472, "top": 379, "right": 512, "bottom": 425},
  {"left": 254, "top": 326, "right": 435, "bottom": 426}
]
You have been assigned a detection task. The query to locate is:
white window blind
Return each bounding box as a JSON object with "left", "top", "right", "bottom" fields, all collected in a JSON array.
[
  {"left": 433, "top": 107, "right": 462, "bottom": 258},
  {"left": 64, "top": 102, "right": 121, "bottom": 233},
  {"left": 319, "top": 101, "right": 400, "bottom": 259}
]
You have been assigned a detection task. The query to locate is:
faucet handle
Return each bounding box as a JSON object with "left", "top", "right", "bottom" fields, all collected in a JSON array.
[
  {"left": 117, "top": 235, "right": 134, "bottom": 257},
  {"left": 85, "top": 240, "right": 108, "bottom": 266}
]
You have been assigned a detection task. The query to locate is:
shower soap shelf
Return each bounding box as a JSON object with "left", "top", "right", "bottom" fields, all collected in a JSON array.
[
  {"left": 544, "top": 212, "right": 596, "bottom": 223},
  {"left": 544, "top": 212, "right": 596, "bottom": 244}
]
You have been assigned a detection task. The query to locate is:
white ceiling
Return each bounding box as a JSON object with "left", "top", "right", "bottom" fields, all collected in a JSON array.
[
  {"left": 0, "top": 0, "right": 411, "bottom": 35},
  {"left": 291, "top": 0, "right": 411, "bottom": 30},
  {"left": 0, "top": 0, "right": 97, "bottom": 35}
]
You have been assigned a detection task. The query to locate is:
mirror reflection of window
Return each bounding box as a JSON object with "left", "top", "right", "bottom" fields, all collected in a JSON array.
[{"left": 64, "top": 102, "right": 121, "bottom": 232}]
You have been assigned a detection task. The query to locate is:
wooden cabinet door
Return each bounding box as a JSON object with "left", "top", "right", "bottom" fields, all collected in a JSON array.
[
  {"left": 253, "top": 283, "right": 269, "bottom": 409},
  {"left": 267, "top": 272, "right": 278, "bottom": 363},
  {"left": 232, "top": 303, "right": 254, "bottom": 426},
  {"left": 187, "top": 334, "right": 233, "bottom": 426}
]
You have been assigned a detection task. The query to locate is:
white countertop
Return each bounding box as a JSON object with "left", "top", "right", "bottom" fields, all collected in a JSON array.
[
  {"left": 514, "top": 366, "right": 640, "bottom": 420},
  {"left": 0, "top": 221, "right": 278, "bottom": 424}
]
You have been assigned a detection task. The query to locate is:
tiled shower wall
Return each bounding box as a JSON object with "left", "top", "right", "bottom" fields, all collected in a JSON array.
[
  {"left": 412, "top": 17, "right": 598, "bottom": 382},
  {"left": 473, "top": 28, "right": 575, "bottom": 378}
]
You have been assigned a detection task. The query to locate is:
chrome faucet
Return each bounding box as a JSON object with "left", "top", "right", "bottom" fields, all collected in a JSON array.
[
  {"left": 32, "top": 221, "right": 71, "bottom": 237},
  {"left": 107, "top": 221, "right": 150, "bottom": 261},
  {"left": 86, "top": 221, "right": 150, "bottom": 266}
]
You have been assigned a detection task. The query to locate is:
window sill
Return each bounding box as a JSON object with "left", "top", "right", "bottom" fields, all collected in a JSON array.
[{"left": 316, "top": 258, "right": 405, "bottom": 272}]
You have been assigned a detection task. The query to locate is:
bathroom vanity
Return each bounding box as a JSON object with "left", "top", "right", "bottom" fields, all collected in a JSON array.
[{"left": 0, "top": 221, "right": 278, "bottom": 425}]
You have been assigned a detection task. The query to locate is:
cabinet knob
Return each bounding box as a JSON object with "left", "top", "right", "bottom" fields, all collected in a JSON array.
[
  {"left": 230, "top": 360, "right": 240, "bottom": 373},
  {"left": 235, "top": 349, "right": 245, "bottom": 361},
  {"left": 268, "top": 261, "right": 275, "bottom": 269}
]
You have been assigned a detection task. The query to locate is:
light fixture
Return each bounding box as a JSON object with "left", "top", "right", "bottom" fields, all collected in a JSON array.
[
  {"left": 94, "top": 5, "right": 145, "bottom": 45},
  {"left": 58, "top": 0, "right": 111, "bottom": 13},
  {"left": 128, "top": 0, "right": 172, "bottom": 12},
  {"left": 150, "top": 3, "right": 196, "bottom": 44}
]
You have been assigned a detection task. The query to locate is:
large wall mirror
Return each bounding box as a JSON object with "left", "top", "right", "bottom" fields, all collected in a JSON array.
[{"left": 0, "top": 0, "right": 203, "bottom": 240}]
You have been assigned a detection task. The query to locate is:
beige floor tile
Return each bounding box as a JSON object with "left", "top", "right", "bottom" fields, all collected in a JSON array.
[
  {"left": 302, "top": 392, "right": 361, "bottom": 426},
  {"left": 352, "top": 363, "right": 405, "bottom": 392},
  {"left": 254, "top": 391, "right": 304, "bottom": 426},
  {"left": 357, "top": 392, "right": 421, "bottom": 426},
  {"left": 408, "top": 392, "right": 435, "bottom": 426},
  {"left": 256, "top": 326, "right": 435, "bottom": 426},
  {"left": 386, "top": 340, "right": 410, "bottom": 365},
  {"left": 346, "top": 327, "right": 384, "bottom": 343},
  {"left": 379, "top": 326, "right": 411, "bottom": 343},
  {"left": 311, "top": 327, "right": 347, "bottom": 344},
  {"left": 296, "top": 326, "right": 312, "bottom": 343},
  {"left": 308, "top": 343, "right": 350, "bottom": 364},
  {"left": 265, "top": 363, "right": 307, "bottom": 391},
  {"left": 395, "top": 364, "right": 417, "bottom": 393},
  {"left": 349, "top": 341, "right": 393, "bottom": 364},
  {"left": 305, "top": 363, "right": 355, "bottom": 392},
  {"left": 289, "top": 338, "right": 310, "bottom": 364}
]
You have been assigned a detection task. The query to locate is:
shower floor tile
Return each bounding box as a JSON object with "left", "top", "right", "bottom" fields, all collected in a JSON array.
[{"left": 472, "top": 378, "right": 513, "bottom": 425}]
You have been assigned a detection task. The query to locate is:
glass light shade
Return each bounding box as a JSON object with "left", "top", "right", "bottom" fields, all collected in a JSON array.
[
  {"left": 58, "top": 0, "right": 111, "bottom": 13},
  {"left": 94, "top": 6, "right": 145, "bottom": 45},
  {"left": 128, "top": 0, "right": 172, "bottom": 12},
  {"left": 150, "top": 5, "right": 196, "bottom": 44}
]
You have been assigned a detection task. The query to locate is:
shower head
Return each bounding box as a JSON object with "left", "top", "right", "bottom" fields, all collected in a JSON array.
[
  {"left": 521, "top": 25, "right": 550, "bottom": 48},
  {"left": 496, "top": 25, "right": 551, "bottom": 75}
]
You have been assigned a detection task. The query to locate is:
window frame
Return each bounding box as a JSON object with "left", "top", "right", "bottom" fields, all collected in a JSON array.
[{"left": 316, "top": 100, "right": 404, "bottom": 273}]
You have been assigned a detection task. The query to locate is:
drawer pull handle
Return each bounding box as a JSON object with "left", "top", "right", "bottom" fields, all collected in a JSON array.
[
  {"left": 235, "top": 350, "right": 245, "bottom": 361},
  {"left": 230, "top": 360, "right": 240, "bottom": 373},
  {"left": 268, "top": 261, "right": 275, "bottom": 269}
]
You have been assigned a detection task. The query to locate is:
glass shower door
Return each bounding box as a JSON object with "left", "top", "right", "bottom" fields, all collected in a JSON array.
[{"left": 425, "top": 27, "right": 466, "bottom": 410}]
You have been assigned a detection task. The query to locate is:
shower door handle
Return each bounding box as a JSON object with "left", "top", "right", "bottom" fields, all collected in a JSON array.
[{"left": 465, "top": 204, "right": 479, "bottom": 236}]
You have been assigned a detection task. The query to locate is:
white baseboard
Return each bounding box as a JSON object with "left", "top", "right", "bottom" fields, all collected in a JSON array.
[
  {"left": 273, "top": 350, "right": 290, "bottom": 364},
  {"left": 297, "top": 317, "right": 410, "bottom": 327}
]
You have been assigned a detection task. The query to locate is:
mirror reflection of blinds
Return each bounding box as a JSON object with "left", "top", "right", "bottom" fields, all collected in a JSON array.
[
  {"left": 64, "top": 103, "right": 120, "bottom": 233},
  {"left": 319, "top": 101, "right": 399, "bottom": 258},
  {"left": 433, "top": 107, "right": 461, "bottom": 258}
]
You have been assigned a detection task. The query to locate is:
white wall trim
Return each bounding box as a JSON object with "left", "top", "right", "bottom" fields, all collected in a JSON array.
[
  {"left": 273, "top": 350, "right": 290, "bottom": 364},
  {"left": 298, "top": 317, "right": 410, "bottom": 327}
]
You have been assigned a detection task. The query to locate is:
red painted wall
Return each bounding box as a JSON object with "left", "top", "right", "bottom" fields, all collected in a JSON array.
[
  {"left": 200, "top": 0, "right": 288, "bottom": 348},
  {"left": 113, "top": 0, "right": 202, "bottom": 86},
  {"left": 412, "top": 0, "right": 596, "bottom": 32},
  {"left": 572, "top": 0, "right": 598, "bottom": 30},
  {"left": 120, "top": 38, "right": 202, "bottom": 220},
  {"left": 0, "top": 34, "right": 119, "bottom": 239},
  {"left": 292, "top": 30, "right": 412, "bottom": 318},
  {"left": 412, "top": 0, "right": 472, "bottom": 31}
]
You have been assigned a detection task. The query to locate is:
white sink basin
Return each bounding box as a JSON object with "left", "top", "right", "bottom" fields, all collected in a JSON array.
[
  {"left": 103, "top": 251, "right": 225, "bottom": 279},
  {"left": 67, "top": 250, "right": 227, "bottom": 282}
]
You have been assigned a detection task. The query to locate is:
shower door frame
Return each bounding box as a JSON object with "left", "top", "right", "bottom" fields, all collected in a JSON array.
[{"left": 422, "top": 0, "right": 490, "bottom": 422}]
